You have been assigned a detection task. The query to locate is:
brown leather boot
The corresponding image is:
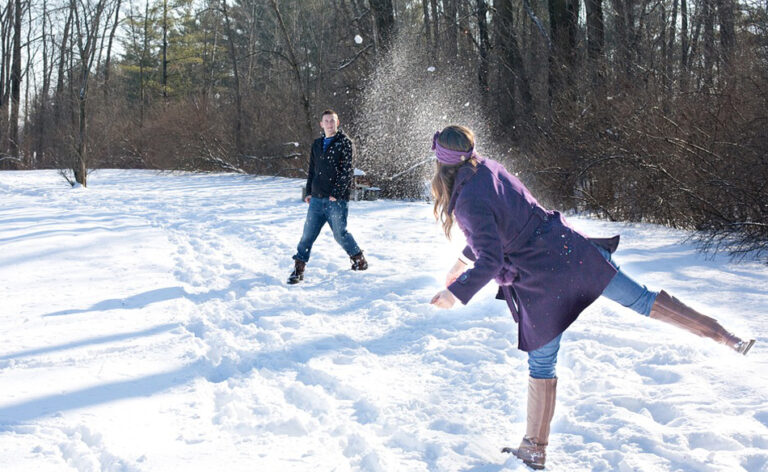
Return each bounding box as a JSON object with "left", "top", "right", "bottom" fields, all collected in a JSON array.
[
  {"left": 502, "top": 377, "right": 557, "bottom": 470},
  {"left": 350, "top": 251, "right": 368, "bottom": 271},
  {"left": 650, "top": 290, "right": 755, "bottom": 355},
  {"left": 287, "top": 259, "right": 306, "bottom": 284}
]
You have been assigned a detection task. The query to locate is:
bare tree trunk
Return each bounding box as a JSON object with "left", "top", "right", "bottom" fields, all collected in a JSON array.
[
  {"left": 220, "top": 0, "right": 243, "bottom": 155},
  {"left": 567, "top": 0, "right": 580, "bottom": 65},
  {"left": 458, "top": 0, "right": 472, "bottom": 58},
  {"left": 0, "top": 2, "right": 11, "bottom": 156},
  {"left": 204, "top": 3, "right": 219, "bottom": 98},
  {"left": 95, "top": 7, "right": 108, "bottom": 78},
  {"left": 689, "top": 4, "right": 704, "bottom": 88},
  {"left": 23, "top": 0, "right": 32, "bottom": 166},
  {"left": 140, "top": 0, "right": 149, "bottom": 125},
  {"left": 430, "top": 0, "right": 438, "bottom": 60},
  {"left": 269, "top": 0, "right": 313, "bottom": 140},
  {"left": 445, "top": 0, "right": 458, "bottom": 61},
  {"left": 0, "top": 4, "right": 8, "bottom": 150},
  {"left": 496, "top": 0, "right": 534, "bottom": 127},
  {"left": 549, "top": 0, "right": 580, "bottom": 104},
  {"left": 612, "top": 0, "right": 632, "bottom": 79},
  {"left": 7, "top": 0, "right": 21, "bottom": 165},
  {"left": 71, "top": 0, "right": 109, "bottom": 187},
  {"left": 666, "top": 0, "right": 678, "bottom": 95},
  {"left": 586, "top": 0, "right": 604, "bottom": 60},
  {"left": 369, "top": 0, "right": 395, "bottom": 50},
  {"left": 55, "top": 4, "right": 73, "bottom": 123},
  {"left": 37, "top": 0, "right": 50, "bottom": 163},
  {"left": 349, "top": 0, "right": 375, "bottom": 55},
  {"left": 0, "top": 0, "right": 10, "bottom": 118},
  {"left": 680, "top": 0, "right": 689, "bottom": 91},
  {"left": 716, "top": 0, "right": 735, "bottom": 68},
  {"left": 0, "top": 3, "right": 7, "bottom": 113},
  {"left": 103, "top": 0, "right": 121, "bottom": 96},
  {"left": 422, "top": 0, "right": 431, "bottom": 51},
  {"left": 703, "top": 0, "right": 715, "bottom": 90},
  {"left": 245, "top": 0, "right": 256, "bottom": 87},
  {"left": 476, "top": 0, "right": 490, "bottom": 102},
  {"left": 162, "top": 0, "right": 168, "bottom": 98},
  {"left": 586, "top": 0, "right": 605, "bottom": 87}
]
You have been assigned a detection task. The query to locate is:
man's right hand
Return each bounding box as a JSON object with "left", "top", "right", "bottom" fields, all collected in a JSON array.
[{"left": 304, "top": 196, "right": 311, "bottom": 203}]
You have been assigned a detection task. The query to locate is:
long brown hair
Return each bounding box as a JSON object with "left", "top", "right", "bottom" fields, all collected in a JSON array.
[{"left": 431, "top": 125, "right": 477, "bottom": 238}]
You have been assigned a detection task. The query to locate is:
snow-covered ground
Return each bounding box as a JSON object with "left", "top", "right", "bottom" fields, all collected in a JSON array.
[{"left": 1, "top": 169, "right": 766, "bottom": 472}]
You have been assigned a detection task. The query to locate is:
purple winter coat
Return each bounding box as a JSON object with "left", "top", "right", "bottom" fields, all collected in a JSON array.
[{"left": 446, "top": 157, "right": 618, "bottom": 351}]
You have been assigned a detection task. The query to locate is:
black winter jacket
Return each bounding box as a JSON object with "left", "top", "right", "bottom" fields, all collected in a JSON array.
[{"left": 306, "top": 130, "right": 354, "bottom": 201}]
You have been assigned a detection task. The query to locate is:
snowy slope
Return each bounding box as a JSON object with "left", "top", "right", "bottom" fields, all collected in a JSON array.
[{"left": 0, "top": 169, "right": 766, "bottom": 472}]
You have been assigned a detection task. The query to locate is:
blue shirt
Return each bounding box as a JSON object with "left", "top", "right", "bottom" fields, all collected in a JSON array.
[{"left": 323, "top": 136, "right": 334, "bottom": 153}]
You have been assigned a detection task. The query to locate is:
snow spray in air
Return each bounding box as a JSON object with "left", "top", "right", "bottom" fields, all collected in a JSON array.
[{"left": 349, "top": 34, "right": 499, "bottom": 200}]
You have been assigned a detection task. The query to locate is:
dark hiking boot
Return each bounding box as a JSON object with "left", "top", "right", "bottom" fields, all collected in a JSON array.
[
  {"left": 350, "top": 252, "right": 368, "bottom": 271},
  {"left": 287, "top": 260, "right": 306, "bottom": 284}
]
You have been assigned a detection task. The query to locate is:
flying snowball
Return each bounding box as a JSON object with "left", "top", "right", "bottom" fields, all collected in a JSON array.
[
  {"left": 354, "top": 35, "right": 363, "bottom": 44},
  {"left": 427, "top": 66, "right": 436, "bottom": 72}
]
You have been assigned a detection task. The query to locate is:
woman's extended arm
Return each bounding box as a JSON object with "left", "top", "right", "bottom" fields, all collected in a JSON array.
[{"left": 432, "top": 198, "right": 503, "bottom": 308}]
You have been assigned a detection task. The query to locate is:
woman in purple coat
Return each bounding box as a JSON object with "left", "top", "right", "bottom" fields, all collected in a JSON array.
[{"left": 428, "top": 125, "right": 755, "bottom": 470}]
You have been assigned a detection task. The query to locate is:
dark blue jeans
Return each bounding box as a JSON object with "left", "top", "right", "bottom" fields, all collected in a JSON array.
[
  {"left": 293, "top": 197, "right": 361, "bottom": 263},
  {"left": 527, "top": 244, "right": 659, "bottom": 379}
]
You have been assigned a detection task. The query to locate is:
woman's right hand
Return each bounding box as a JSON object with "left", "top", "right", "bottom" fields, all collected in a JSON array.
[
  {"left": 430, "top": 289, "right": 456, "bottom": 309},
  {"left": 445, "top": 259, "right": 468, "bottom": 286}
]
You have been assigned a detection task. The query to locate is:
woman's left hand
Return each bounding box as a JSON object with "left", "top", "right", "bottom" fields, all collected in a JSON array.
[
  {"left": 445, "top": 259, "right": 468, "bottom": 286},
  {"left": 430, "top": 289, "right": 456, "bottom": 309}
]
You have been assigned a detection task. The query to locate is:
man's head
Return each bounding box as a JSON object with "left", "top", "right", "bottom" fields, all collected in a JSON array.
[{"left": 320, "top": 109, "right": 340, "bottom": 137}]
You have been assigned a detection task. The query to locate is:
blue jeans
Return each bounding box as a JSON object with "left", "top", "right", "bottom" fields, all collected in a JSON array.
[
  {"left": 293, "top": 197, "right": 361, "bottom": 263},
  {"left": 527, "top": 244, "right": 659, "bottom": 379},
  {"left": 528, "top": 333, "right": 563, "bottom": 379}
]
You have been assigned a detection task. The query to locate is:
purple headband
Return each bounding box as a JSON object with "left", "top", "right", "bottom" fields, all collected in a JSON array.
[{"left": 432, "top": 131, "right": 475, "bottom": 165}]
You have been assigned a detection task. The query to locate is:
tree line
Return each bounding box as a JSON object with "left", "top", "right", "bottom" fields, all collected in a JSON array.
[{"left": 0, "top": 0, "right": 766, "bottom": 259}]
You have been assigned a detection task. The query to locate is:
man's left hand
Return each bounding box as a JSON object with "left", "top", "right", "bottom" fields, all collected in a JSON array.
[{"left": 329, "top": 196, "right": 337, "bottom": 202}]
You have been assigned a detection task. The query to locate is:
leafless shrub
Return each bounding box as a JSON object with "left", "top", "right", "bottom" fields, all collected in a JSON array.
[{"left": 534, "top": 48, "right": 768, "bottom": 260}]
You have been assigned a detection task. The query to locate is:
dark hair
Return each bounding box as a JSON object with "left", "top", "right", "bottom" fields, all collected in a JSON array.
[
  {"left": 321, "top": 109, "right": 338, "bottom": 118},
  {"left": 431, "top": 125, "right": 478, "bottom": 238}
]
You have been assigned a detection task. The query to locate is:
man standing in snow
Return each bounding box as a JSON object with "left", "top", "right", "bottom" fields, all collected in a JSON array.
[{"left": 288, "top": 110, "right": 368, "bottom": 284}]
